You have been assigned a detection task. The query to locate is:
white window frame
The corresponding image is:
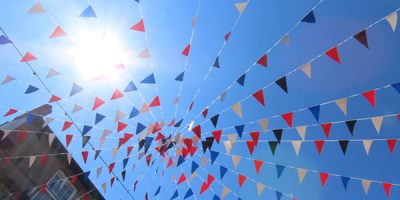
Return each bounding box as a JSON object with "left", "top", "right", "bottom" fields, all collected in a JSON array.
[{"left": 30, "top": 170, "right": 77, "bottom": 200}]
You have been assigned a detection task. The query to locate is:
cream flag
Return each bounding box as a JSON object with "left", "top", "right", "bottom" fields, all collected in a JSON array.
[
  {"left": 335, "top": 98, "right": 348, "bottom": 115},
  {"left": 1, "top": 130, "right": 11, "bottom": 140},
  {"left": 386, "top": 11, "right": 398, "bottom": 32},
  {"left": 301, "top": 63, "right": 312, "bottom": 79},
  {"left": 296, "top": 126, "right": 307, "bottom": 140},
  {"left": 227, "top": 134, "right": 237, "bottom": 144},
  {"left": 29, "top": 156, "right": 36, "bottom": 168},
  {"left": 363, "top": 140, "right": 373, "bottom": 155},
  {"left": 46, "top": 68, "right": 60, "bottom": 78},
  {"left": 362, "top": 179, "right": 371, "bottom": 194},
  {"left": 281, "top": 35, "right": 290, "bottom": 45},
  {"left": 140, "top": 103, "right": 150, "bottom": 113},
  {"left": 221, "top": 187, "right": 230, "bottom": 199},
  {"left": 232, "top": 155, "right": 241, "bottom": 170},
  {"left": 67, "top": 153, "right": 72, "bottom": 165},
  {"left": 43, "top": 117, "right": 55, "bottom": 128},
  {"left": 27, "top": 2, "right": 45, "bottom": 14},
  {"left": 115, "top": 110, "right": 126, "bottom": 122},
  {"left": 291, "top": 141, "right": 302, "bottom": 156},
  {"left": 235, "top": 2, "right": 248, "bottom": 15},
  {"left": 189, "top": 172, "right": 197, "bottom": 180},
  {"left": 96, "top": 167, "right": 102, "bottom": 178},
  {"left": 1, "top": 75, "right": 15, "bottom": 85},
  {"left": 256, "top": 183, "right": 265, "bottom": 196},
  {"left": 224, "top": 141, "right": 232, "bottom": 154},
  {"left": 138, "top": 48, "right": 151, "bottom": 58},
  {"left": 72, "top": 104, "right": 83, "bottom": 113},
  {"left": 258, "top": 118, "right": 268, "bottom": 132},
  {"left": 371, "top": 116, "right": 383, "bottom": 133},
  {"left": 232, "top": 102, "right": 243, "bottom": 119},
  {"left": 112, "top": 148, "right": 119, "bottom": 160},
  {"left": 48, "top": 133, "right": 55, "bottom": 146},
  {"left": 297, "top": 168, "right": 308, "bottom": 183}
]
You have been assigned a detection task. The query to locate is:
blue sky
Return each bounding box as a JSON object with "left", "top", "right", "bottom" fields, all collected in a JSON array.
[{"left": 0, "top": 0, "right": 400, "bottom": 199}]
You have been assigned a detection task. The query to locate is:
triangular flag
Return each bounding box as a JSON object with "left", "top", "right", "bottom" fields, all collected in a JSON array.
[
  {"left": 95, "top": 113, "right": 106, "bottom": 124},
  {"left": 182, "top": 44, "right": 191, "bottom": 56},
  {"left": 276, "top": 76, "right": 288, "bottom": 93},
  {"left": 221, "top": 187, "right": 230, "bottom": 199},
  {"left": 184, "top": 188, "right": 193, "bottom": 199},
  {"left": 252, "top": 90, "right": 265, "bottom": 106},
  {"left": 219, "top": 91, "right": 228, "bottom": 102},
  {"left": 138, "top": 48, "right": 150, "bottom": 58},
  {"left": 124, "top": 81, "right": 137, "bottom": 92},
  {"left": 269, "top": 141, "right": 278, "bottom": 155},
  {"left": 236, "top": 74, "right": 246, "bottom": 86},
  {"left": 254, "top": 160, "right": 263, "bottom": 174},
  {"left": 314, "top": 140, "right": 325, "bottom": 155},
  {"left": 177, "top": 173, "right": 186, "bottom": 185},
  {"left": 81, "top": 151, "right": 88, "bottom": 163},
  {"left": 79, "top": 6, "right": 97, "bottom": 17},
  {"left": 25, "top": 85, "right": 39, "bottom": 94},
  {"left": 387, "top": 139, "right": 397, "bottom": 153},
  {"left": 345, "top": 120, "right": 357, "bottom": 135},
  {"left": 296, "top": 126, "right": 307, "bottom": 140},
  {"left": 309, "top": 105, "right": 320, "bottom": 121},
  {"left": 362, "top": 90, "right": 376, "bottom": 107},
  {"left": 21, "top": 52, "right": 37, "bottom": 62},
  {"left": 298, "top": 168, "right": 307, "bottom": 183},
  {"left": 220, "top": 165, "right": 228, "bottom": 179},
  {"left": 117, "top": 121, "right": 128, "bottom": 132},
  {"left": 392, "top": 82, "right": 400, "bottom": 93},
  {"left": 383, "top": 183, "right": 392, "bottom": 197},
  {"left": 4, "top": 108, "right": 17, "bottom": 117},
  {"left": 235, "top": 2, "right": 247, "bottom": 15},
  {"left": 29, "top": 156, "right": 36, "bottom": 168},
  {"left": 258, "top": 118, "right": 268, "bottom": 132},
  {"left": 48, "top": 95, "right": 62, "bottom": 103},
  {"left": 224, "top": 32, "right": 232, "bottom": 42},
  {"left": 210, "top": 114, "right": 219, "bottom": 128},
  {"left": 111, "top": 89, "right": 124, "bottom": 100},
  {"left": 292, "top": 141, "right": 302, "bottom": 156},
  {"left": 175, "top": 72, "right": 184, "bottom": 81},
  {"left": 341, "top": 176, "right": 350, "bottom": 190},
  {"left": 27, "top": 2, "right": 45, "bottom": 13},
  {"left": 0, "top": 35, "right": 11, "bottom": 45},
  {"left": 1, "top": 75, "right": 15, "bottom": 85},
  {"left": 386, "top": 12, "right": 398, "bottom": 32},
  {"left": 371, "top": 116, "right": 383, "bottom": 133},
  {"left": 300, "top": 63, "right": 312, "bottom": 79},
  {"left": 46, "top": 68, "right": 60, "bottom": 78},
  {"left": 362, "top": 179, "right": 371, "bottom": 194},
  {"left": 325, "top": 47, "right": 341, "bottom": 64},
  {"left": 321, "top": 123, "right": 332, "bottom": 138},
  {"left": 256, "top": 183, "right": 265, "bottom": 196},
  {"left": 363, "top": 140, "right": 373, "bottom": 155},
  {"left": 49, "top": 26, "right": 66, "bottom": 38},
  {"left": 238, "top": 174, "right": 246, "bottom": 187},
  {"left": 72, "top": 104, "right": 83, "bottom": 113},
  {"left": 149, "top": 96, "right": 161, "bottom": 107},
  {"left": 130, "top": 19, "right": 145, "bottom": 32},
  {"left": 48, "top": 134, "right": 55, "bottom": 146},
  {"left": 232, "top": 102, "right": 243, "bottom": 119},
  {"left": 273, "top": 129, "right": 283, "bottom": 144},
  {"left": 281, "top": 112, "right": 293, "bottom": 127},
  {"left": 232, "top": 155, "right": 241, "bottom": 170},
  {"left": 301, "top": 10, "right": 316, "bottom": 23},
  {"left": 320, "top": 172, "right": 329, "bottom": 187},
  {"left": 246, "top": 141, "right": 255, "bottom": 155},
  {"left": 65, "top": 135, "right": 73, "bottom": 147},
  {"left": 223, "top": 141, "right": 232, "bottom": 154},
  {"left": 354, "top": 30, "right": 369, "bottom": 48},
  {"left": 276, "top": 165, "right": 285, "bottom": 178},
  {"left": 141, "top": 73, "right": 155, "bottom": 84},
  {"left": 339, "top": 140, "right": 349, "bottom": 155},
  {"left": 213, "top": 57, "right": 220, "bottom": 68},
  {"left": 281, "top": 34, "right": 290, "bottom": 45},
  {"left": 257, "top": 54, "right": 268, "bottom": 67},
  {"left": 335, "top": 98, "right": 348, "bottom": 115},
  {"left": 92, "top": 97, "right": 105, "bottom": 110},
  {"left": 140, "top": 103, "right": 150, "bottom": 113},
  {"left": 210, "top": 151, "right": 219, "bottom": 164}
]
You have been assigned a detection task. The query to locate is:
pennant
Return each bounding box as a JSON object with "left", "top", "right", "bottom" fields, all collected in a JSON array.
[
  {"left": 46, "top": 68, "right": 60, "bottom": 78},
  {"left": 4, "top": 108, "right": 17, "bottom": 117},
  {"left": 111, "top": 89, "right": 124, "bottom": 100},
  {"left": 257, "top": 54, "right": 268, "bottom": 67},
  {"left": 301, "top": 63, "right": 312, "bottom": 78},
  {"left": 191, "top": 17, "right": 197, "bottom": 28},
  {"left": 341, "top": 176, "right": 350, "bottom": 190},
  {"left": 383, "top": 183, "right": 392, "bottom": 197},
  {"left": 236, "top": 74, "right": 246, "bottom": 86},
  {"left": 363, "top": 140, "right": 372, "bottom": 155},
  {"left": 27, "top": 2, "right": 45, "bottom": 13},
  {"left": 252, "top": 90, "right": 265, "bottom": 106},
  {"left": 224, "top": 32, "right": 232, "bottom": 42},
  {"left": 43, "top": 117, "right": 54, "bottom": 128},
  {"left": 321, "top": 123, "right": 332, "bottom": 138},
  {"left": 39, "top": 155, "right": 48, "bottom": 166},
  {"left": 182, "top": 44, "right": 191, "bottom": 56},
  {"left": 82, "top": 136, "right": 90, "bottom": 148},
  {"left": 223, "top": 141, "right": 232, "bottom": 154},
  {"left": 108, "top": 163, "right": 115, "bottom": 174},
  {"left": 210, "top": 114, "right": 219, "bottom": 128},
  {"left": 256, "top": 183, "right": 265, "bottom": 196},
  {"left": 124, "top": 81, "right": 137, "bottom": 92},
  {"left": 276, "top": 191, "right": 283, "bottom": 200},
  {"left": 154, "top": 186, "right": 161, "bottom": 196},
  {"left": 292, "top": 141, "right": 302, "bottom": 156},
  {"left": 141, "top": 73, "right": 155, "bottom": 84},
  {"left": 1, "top": 75, "right": 15, "bottom": 85},
  {"left": 140, "top": 103, "right": 150, "bottom": 113},
  {"left": 211, "top": 130, "right": 221, "bottom": 144},
  {"left": 66, "top": 134, "right": 73, "bottom": 147},
  {"left": 80, "top": 151, "right": 88, "bottom": 163},
  {"left": 232, "top": 102, "right": 243, "bottom": 119},
  {"left": 92, "top": 97, "right": 105, "bottom": 110},
  {"left": 314, "top": 140, "right": 325, "bottom": 155},
  {"left": 362, "top": 179, "right": 371, "bottom": 194},
  {"left": 232, "top": 155, "right": 241, "bottom": 170},
  {"left": 335, "top": 98, "right": 348, "bottom": 115},
  {"left": 281, "top": 35, "right": 290, "bottom": 45},
  {"left": 246, "top": 141, "right": 255, "bottom": 155},
  {"left": 320, "top": 172, "right": 329, "bottom": 187},
  {"left": 192, "top": 125, "right": 201, "bottom": 138},
  {"left": 29, "top": 156, "right": 36, "bottom": 168},
  {"left": 221, "top": 187, "right": 230, "bottom": 199},
  {"left": 101, "top": 183, "right": 107, "bottom": 193},
  {"left": 387, "top": 139, "right": 397, "bottom": 153},
  {"left": 48, "top": 134, "right": 55, "bottom": 146},
  {"left": 95, "top": 113, "right": 106, "bottom": 124},
  {"left": 273, "top": 129, "right": 283, "bottom": 144},
  {"left": 362, "top": 90, "right": 376, "bottom": 107},
  {"left": 184, "top": 189, "right": 193, "bottom": 199},
  {"left": 235, "top": 124, "right": 245, "bottom": 138},
  {"left": 296, "top": 126, "right": 307, "bottom": 140},
  {"left": 72, "top": 104, "right": 83, "bottom": 113},
  {"left": 254, "top": 160, "right": 263, "bottom": 174},
  {"left": 258, "top": 118, "right": 268, "bottom": 132},
  {"left": 79, "top": 6, "right": 97, "bottom": 17},
  {"left": 138, "top": 48, "right": 150, "bottom": 58},
  {"left": 175, "top": 72, "right": 184, "bottom": 81},
  {"left": 386, "top": 12, "right": 398, "bottom": 32},
  {"left": 371, "top": 116, "right": 383, "bottom": 133},
  {"left": 0, "top": 35, "right": 11, "bottom": 45},
  {"left": 325, "top": 47, "right": 341, "bottom": 64},
  {"left": 48, "top": 95, "right": 62, "bottom": 103},
  {"left": 220, "top": 165, "right": 228, "bottom": 179},
  {"left": 276, "top": 165, "right": 285, "bottom": 178},
  {"left": 345, "top": 120, "right": 357, "bottom": 135},
  {"left": 235, "top": 2, "right": 247, "bottom": 15},
  {"left": 21, "top": 52, "right": 37, "bottom": 62},
  {"left": 219, "top": 91, "right": 228, "bottom": 102},
  {"left": 202, "top": 108, "right": 209, "bottom": 118},
  {"left": 250, "top": 131, "right": 260, "bottom": 146},
  {"left": 49, "top": 26, "right": 66, "bottom": 38},
  {"left": 25, "top": 85, "right": 39, "bottom": 94},
  {"left": 82, "top": 125, "right": 92, "bottom": 135},
  {"left": 308, "top": 105, "right": 320, "bottom": 121},
  {"left": 276, "top": 76, "right": 288, "bottom": 93},
  {"left": 177, "top": 173, "right": 186, "bottom": 184},
  {"left": 354, "top": 30, "right": 369, "bottom": 48},
  {"left": 298, "top": 168, "right": 307, "bottom": 183},
  {"left": 339, "top": 140, "right": 349, "bottom": 155},
  {"left": 67, "top": 154, "right": 72, "bottom": 165},
  {"left": 301, "top": 10, "right": 316, "bottom": 23},
  {"left": 117, "top": 121, "right": 128, "bottom": 132},
  {"left": 210, "top": 151, "right": 219, "bottom": 164},
  {"left": 213, "top": 57, "right": 220, "bottom": 68},
  {"left": 171, "top": 189, "right": 178, "bottom": 200},
  {"left": 269, "top": 141, "right": 278, "bottom": 155},
  {"left": 95, "top": 150, "right": 102, "bottom": 160},
  {"left": 281, "top": 112, "right": 293, "bottom": 127},
  {"left": 238, "top": 174, "right": 246, "bottom": 187},
  {"left": 149, "top": 96, "right": 161, "bottom": 107},
  {"left": 130, "top": 19, "right": 145, "bottom": 32},
  {"left": 392, "top": 82, "right": 400, "bottom": 93}
]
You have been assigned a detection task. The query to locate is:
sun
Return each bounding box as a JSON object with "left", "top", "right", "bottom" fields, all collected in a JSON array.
[{"left": 72, "top": 31, "right": 128, "bottom": 81}]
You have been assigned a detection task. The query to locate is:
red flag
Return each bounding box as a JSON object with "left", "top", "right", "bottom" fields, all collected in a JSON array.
[
  {"left": 362, "top": 90, "right": 376, "bottom": 107},
  {"left": 200, "top": 182, "right": 209, "bottom": 194},
  {"left": 82, "top": 151, "right": 88, "bottom": 163},
  {"left": 40, "top": 155, "right": 48, "bottom": 166},
  {"left": 325, "top": 47, "right": 341, "bottom": 64},
  {"left": 109, "top": 162, "right": 115, "bottom": 174},
  {"left": 238, "top": 174, "right": 247, "bottom": 187},
  {"left": 110, "top": 177, "right": 115, "bottom": 187},
  {"left": 383, "top": 182, "right": 392, "bottom": 197},
  {"left": 146, "top": 154, "right": 151, "bottom": 166},
  {"left": 92, "top": 97, "right": 105, "bottom": 110},
  {"left": 48, "top": 95, "right": 62, "bottom": 103},
  {"left": 320, "top": 123, "right": 332, "bottom": 138},
  {"left": 4, "top": 108, "right": 17, "bottom": 117},
  {"left": 207, "top": 174, "right": 215, "bottom": 185},
  {"left": 117, "top": 121, "right": 128, "bottom": 132},
  {"left": 130, "top": 19, "right": 145, "bottom": 32},
  {"left": 70, "top": 175, "right": 78, "bottom": 184},
  {"left": 149, "top": 96, "right": 161, "bottom": 107},
  {"left": 252, "top": 90, "right": 265, "bottom": 106},
  {"left": 281, "top": 112, "right": 293, "bottom": 127},
  {"left": 257, "top": 54, "right": 268, "bottom": 67},
  {"left": 314, "top": 140, "right": 325, "bottom": 155},
  {"left": 111, "top": 89, "right": 124, "bottom": 100},
  {"left": 20, "top": 52, "right": 37, "bottom": 62},
  {"left": 182, "top": 44, "right": 191, "bottom": 56},
  {"left": 250, "top": 131, "right": 260, "bottom": 146},
  {"left": 66, "top": 134, "right": 73, "bottom": 147},
  {"left": 40, "top": 184, "right": 47, "bottom": 195},
  {"left": 224, "top": 32, "right": 231, "bottom": 42},
  {"left": 192, "top": 125, "right": 201, "bottom": 138},
  {"left": 254, "top": 160, "right": 263, "bottom": 174},
  {"left": 212, "top": 130, "right": 222, "bottom": 143},
  {"left": 320, "top": 172, "right": 329, "bottom": 187},
  {"left": 18, "top": 131, "right": 26, "bottom": 142},
  {"left": 387, "top": 139, "right": 397, "bottom": 153},
  {"left": 202, "top": 108, "right": 209, "bottom": 118},
  {"left": 62, "top": 121, "right": 73, "bottom": 132},
  {"left": 127, "top": 146, "right": 133, "bottom": 156},
  {"left": 188, "top": 102, "right": 194, "bottom": 112},
  {"left": 168, "top": 118, "right": 175, "bottom": 126},
  {"left": 49, "top": 26, "right": 66, "bottom": 38},
  {"left": 246, "top": 141, "right": 256, "bottom": 155},
  {"left": 155, "top": 132, "right": 165, "bottom": 141},
  {"left": 189, "top": 146, "right": 197, "bottom": 156},
  {"left": 167, "top": 157, "right": 173, "bottom": 168},
  {"left": 177, "top": 173, "right": 186, "bottom": 184}
]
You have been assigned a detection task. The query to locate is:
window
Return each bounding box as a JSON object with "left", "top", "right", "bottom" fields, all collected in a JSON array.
[{"left": 31, "top": 171, "right": 77, "bottom": 200}]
